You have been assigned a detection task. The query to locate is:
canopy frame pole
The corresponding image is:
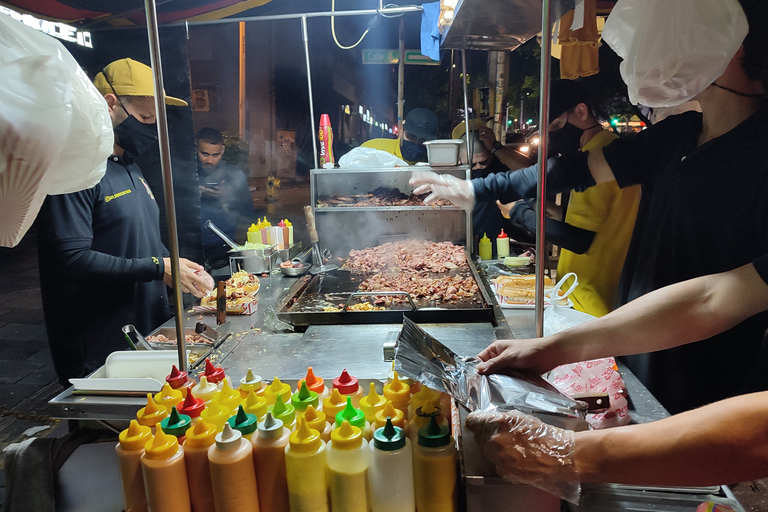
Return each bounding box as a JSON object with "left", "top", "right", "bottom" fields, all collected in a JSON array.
[
  {"left": 461, "top": 49, "right": 473, "bottom": 251},
  {"left": 301, "top": 15, "right": 320, "bottom": 170}
]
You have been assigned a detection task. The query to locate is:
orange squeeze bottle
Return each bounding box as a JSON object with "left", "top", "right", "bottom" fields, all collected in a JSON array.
[
  {"left": 116, "top": 420, "right": 152, "bottom": 512},
  {"left": 184, "top": 418, "right": 218, "bottom": 512},
  {"left": 141, "top": 425, "right": 191, "bottom": 512},
  {"left": 298, "top": 366, "right": 329, "bottom": 400},
  {"left": 252, "top": 413, "right": 291, "bottom": 512},
  {"left": 208, "top": 423, "right": 261, "bottom": 512}
]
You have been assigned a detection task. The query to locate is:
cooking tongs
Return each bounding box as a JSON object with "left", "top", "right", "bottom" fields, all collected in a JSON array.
[{"left": 303, "top": 205, "right": 339, "bottom": 274}]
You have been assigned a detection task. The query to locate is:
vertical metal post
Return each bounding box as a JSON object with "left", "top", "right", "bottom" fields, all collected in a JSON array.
[
  {"left": 461, "top": 50, "right": 473, "bottom": 252},
  {"left": 143, "top": 0, "right": 187, "bottom": 371},
  {"left": 397, "top": 17, "right": 405, "bottom": 134},
  {"left": 239, "top": 21, "right": 247, "bottom": 139},
  {"left": 301, "top": 16, "right": 319, "bottom": 170},
  {"left": 534, "top": 0, "right": 553, "bottom": 337}
]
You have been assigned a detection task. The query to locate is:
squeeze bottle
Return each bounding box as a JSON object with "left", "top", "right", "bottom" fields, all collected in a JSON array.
[
  {"left": 252, "top": 413, "right": 291, "bottom": 512},
  {"left": 408, "top": 386, "right": 438, "bottom": 420},
  {"left": 335, "top": 396, "right": 371, "bottom": 441},
  {"left": 238, "top": 368, "right": 264, "bottom": 398},
  {"left": 413, "top": 416, "right": 457, "bottom": 512},
  {"left": 372, "top": 401, "right": 406, "bottom": 437},
  {"left": 208, "top": 423, "right": 261, "bottom": 512},
  {"left": 478, "top": 233, "right": 492, "bottom": 260},
  {"left": 332, "top": 369, "right": 363, "bottom": 407},
  {"left": 183, "top": 418, "right": 217, "bottom": 512},
  {"left": 200, "top": 399, "right": 231, "bottom": 432},
  {"left": 298, "top": 366, "right": 329, "bottom": 400},
  {"left": 191, "top": 376, "right": 219, "bottom": 404},
  {"left": 265, "top": 376, "right": 293, "bottom": 405},
  {"left": 160, "top": 406, "right": 192, "bottom": 443},
  {"left": 291, "top": 381, "right": 319, "bottom": 415},
  {"left": 327, "top": 420, "right": 369, "bottom": 512},
  {"left": 227, "top": 405, "right": 259, "bottom": 440},
  {"left": 218, "top": 379, "right": 244, "bottom": 414},
  {"left": 247, "top": 223, "right": 259, "bottom": 244},
  {"left": 383, "top": 372, "right": 411, "bottom": 419},
  {"left": 269, "top": 394, "right": 296, "bottom": 430},
  {"left": 285, "top": 417, "right": 329, "bottom": 512},
  {"left": 166, "top": 365, "right": 195, "bottom": 398},
  {"left": 141, "top": 424, "right": 191, "bottom": 512},
  {"left": 203, "top": 358, "right": 227, "bottom": 388},
  {"left": 302, "top": 404, "right": 333, "bottom": 442},
  {"left": 368, "top": 418, "right": 415, "bottom": 512},
  {"left": 286, "top": 220, "right": 294, "bottom": 246},
  {"left": 177, "top": 389, "right": 205, "bottom": 419},
  {"left": 409, "top": 399, "right": 445, "bottom": 441},
  {"left": 155, "top": 383, "right": 183, "bottom": 411},
  {"left": 358, "top": 382, "right": 387, "bottom": 423},
  {"left": 243, "top": 390, "right": 269, "bottom": 420},
  {"left": 497, "top": 229, "right": 510, "bottom": 258},
  {"left": 318, "top": 113, "right": 335, "bottom": 168},
  {"left": 323, "top": 388, "right": 348, "bottom": 421},
  {"left": 136, "top": 393, "right": 168, "bottom": 429},
  {"left": 116, "top": 420, "right": 152, "bottom": 512}
]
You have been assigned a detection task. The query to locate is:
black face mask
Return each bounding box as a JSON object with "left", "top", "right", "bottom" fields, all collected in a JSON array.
[
  {"left": 114, "top": 114, "right": 158, "bottom": 159},
  {"left": 400, "top": 139, "right": 428, "bottom": 162},
  {"left": 548, "top": 122, "right": 584, "bottom": 156}
]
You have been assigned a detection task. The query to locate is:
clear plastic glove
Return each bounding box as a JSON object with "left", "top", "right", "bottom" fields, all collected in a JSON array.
[
  {"left": 465, "top": 409, "right": 580, "bottom": 503},
  {"left": 163, "top": 258, "right": 214, "bottom": 298},
  {"left": 409, "top": 170, "right": 476, "bottom": 210}
]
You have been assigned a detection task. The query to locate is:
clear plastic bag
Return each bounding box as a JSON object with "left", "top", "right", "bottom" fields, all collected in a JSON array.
[
  {"left": 543, "top": 273, "right": 595, "bottom": 336},
  {"left": 602, "top": 0, "right": 748, "bottom": 107},
  {"left": 338, "top": 147, "right": 408, "bottom": 168},
  {"left": 0, "top": 15, "right": 112, "bottom": 247}
]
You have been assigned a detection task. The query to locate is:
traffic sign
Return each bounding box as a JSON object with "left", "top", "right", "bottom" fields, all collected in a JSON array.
[{"left": 362, "top": 49, "right": 440, "bottom": 66}]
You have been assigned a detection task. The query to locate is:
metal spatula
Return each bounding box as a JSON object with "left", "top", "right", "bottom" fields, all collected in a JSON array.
[{"left": 304, "top": 205, "right": 339, "bottom": 274}]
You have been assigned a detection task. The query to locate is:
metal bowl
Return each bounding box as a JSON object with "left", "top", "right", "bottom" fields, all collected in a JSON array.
[{"left": 280, "top": 264, "right": 311, "bottom": 277}]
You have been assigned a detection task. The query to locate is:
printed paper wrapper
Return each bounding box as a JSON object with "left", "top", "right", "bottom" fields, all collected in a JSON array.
[{"left": 192, "top": 301, "right": 257, "bottom": 316}]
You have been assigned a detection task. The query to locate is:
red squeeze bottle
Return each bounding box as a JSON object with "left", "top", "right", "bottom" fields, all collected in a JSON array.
[
  {"left": 204, "top": 358, "right": 226, "bottom": 387},
  {"left": 166, "top": 365, "right": 195, "bottom": 398},
  {"left": 319, "top": 114, "right": 335, "bottom": 167}
]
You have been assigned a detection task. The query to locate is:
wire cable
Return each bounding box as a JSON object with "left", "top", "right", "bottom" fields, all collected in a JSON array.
[{"left": 331, "top": 0, "right": 371, "bottom": 49}]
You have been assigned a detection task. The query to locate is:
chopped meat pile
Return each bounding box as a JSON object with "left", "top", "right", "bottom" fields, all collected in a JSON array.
[
  {"left": 359, "top": 272, "right": 478, "bottom": 303},
  {"left": 317, "top": 187, "right": 453, "bottom": 208},
  {"left": 343, "top": 240, "right": 467, "bottom": 273},
  {"left": 146, "top": 333, "right": 212, "bottom": 345}
]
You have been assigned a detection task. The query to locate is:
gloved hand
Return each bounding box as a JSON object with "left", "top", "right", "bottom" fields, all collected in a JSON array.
[
  {"left": 409, "top": 170, "right": 476, "bottom": 210},
  {"left": 465, "top": 409, "right": 580, "bottom": 503}
]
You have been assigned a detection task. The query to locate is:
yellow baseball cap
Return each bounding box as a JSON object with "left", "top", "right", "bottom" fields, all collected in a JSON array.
[
  {"left": 93, "top": 58, "right": 188, "bottom": 107},
  {"left": 451, "top": 119, "right": 488, "bottom": 140}
]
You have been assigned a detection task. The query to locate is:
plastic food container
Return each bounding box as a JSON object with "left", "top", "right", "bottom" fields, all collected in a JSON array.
[{"left": 424, "top": 139, "right": 463, "bottom": 166}]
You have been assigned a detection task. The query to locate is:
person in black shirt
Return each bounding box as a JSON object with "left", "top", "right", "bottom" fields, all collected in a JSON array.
[{"left": 37, "top": 58, "right": 213, "bottom": 385}]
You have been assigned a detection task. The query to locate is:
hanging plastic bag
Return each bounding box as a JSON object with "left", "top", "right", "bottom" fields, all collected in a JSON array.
[
  {"left": 542, "top": 272, "right": 592, "bottom": 337},
  {"left": 0, "top": 15, "right": 112, "bottom": 248},
  {"left": 338, "top": 147, "right": 408, "bottom": 168},
  {"left": 602, "top": 0, "right": 748, "bottom": 107}
]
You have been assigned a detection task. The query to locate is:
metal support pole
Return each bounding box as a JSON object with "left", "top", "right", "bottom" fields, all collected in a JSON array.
[
  {"left": 239, "top": 21, "right": 247, "bottom": 139},
  {"left": 301, "top": 16, "right": 319, "bottom": 170},
  {"left": 535, "top": 0, "right": 553, "bottom": 337},
  {"left": 461, "top": 49, "right": 473, "bottom": 251},
  {"left": 143, "top": 0, "right": 187, "bottom": 371},
  {"left": 397, "top": 17, "right": 405, "bottom": 134}
]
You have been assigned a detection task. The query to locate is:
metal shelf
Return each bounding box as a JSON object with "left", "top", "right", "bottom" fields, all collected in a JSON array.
[{"left": 314, "top": 205, "right": 463, "bottom": 212}]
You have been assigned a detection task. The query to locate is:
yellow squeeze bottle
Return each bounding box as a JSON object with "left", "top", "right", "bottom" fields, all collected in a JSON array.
[
  {"left": 327, "top": 420, "right": 370, "bottom": 512},
  {"left": 243, "top": 390, "right": 269, "bottom": 420},
  {"left": 372, "top": 401, "right": 407, "bottom": 438},
  {"left": 136, "top": 393, "right": 168, "bottom": 429},
  {"left": 183, "top": 418, "right": 218, "bottom": 512},
  {"left": 218, "top": 379, "right": 244, "bottom": 414},
  {"left": 265, "top": 377, "right": 293, "bottom": 405},
  {"left": 413, "top": 416, "right": 457, "bottom": 512},
  {"left": 323, "top": 388, "right": 348, "bottom": 422},
  {"left": 303, "top": 404, "right": 333, "bottom": 442},
  {"left": 200, "top": 399, "right": 231, "bottom": 432},
  {"left": 116, "top": 420, "right": 152, "bottom": 512},
  {"left": 285, "top": 417, "right": 329, "bottom": 512},
  {"left": 479, "top": 233, "right": 492, "bottom": 260},
  {"left": 358, "top": 382, "right": 387, "bottom": 423},
  {"left": 383, "top": 372, "right": 411, "bottom": 419},
  {"left": 408, "top": 386, "right": 438, "bottom": 421},
  {"left": 140, "top": 425, "right": 191, "bottom": 512}
]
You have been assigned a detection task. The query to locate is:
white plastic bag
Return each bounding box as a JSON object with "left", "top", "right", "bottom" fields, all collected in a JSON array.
[
  {"left": 338, "top": 147, "right": 408, "bottom": 168},
  {"left": 543, "top": 273, "right": 595, "bottom": 337},
  {"left": 0, "top": 15, "right": 112, "bottom": 248},
  {"left": 602, "top": 0, "right": 748, "bottom": 107}
]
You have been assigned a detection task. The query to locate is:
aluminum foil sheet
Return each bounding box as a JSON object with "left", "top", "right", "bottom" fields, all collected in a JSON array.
[{"left": 395, "top": 317, "right": 586, "bottom": 425}]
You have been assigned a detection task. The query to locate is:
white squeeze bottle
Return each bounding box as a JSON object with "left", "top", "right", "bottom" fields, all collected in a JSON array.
[{"left": 368, "top": 417, "right": 415, "bottom": 512}]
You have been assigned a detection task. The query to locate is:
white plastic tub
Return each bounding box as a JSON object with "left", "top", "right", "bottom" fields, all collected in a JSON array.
[{"left": 424, "top": 139, "right": 463, "bottom": 166}]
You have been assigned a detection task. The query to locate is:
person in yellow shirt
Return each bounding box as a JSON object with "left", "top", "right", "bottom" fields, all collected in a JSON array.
[
  {"left": 498, "top": 80, "right": 641, "bottom": 316},
  {"left": 361, "top": 108, "right": 437, "bottom": 164}
]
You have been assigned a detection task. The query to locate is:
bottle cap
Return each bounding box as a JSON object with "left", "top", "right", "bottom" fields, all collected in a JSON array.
[
  {"left": 319, "top": 113, "right": 331, "bottom": 127},
  {"left": 290, "top": 381, "right": 319, "bottom": 411},
  {"left": 243, "top": 390, "right": 268, "bottom": 419},
  {"left": 257, "top": 412, "right": 285, "bottom": 439},
  {"left": 177, "top": 389, "right": 205, "bottom": 418},
  {"left": 373, "top": 418, "right": 406, "bottom": 451},
  {"left": 374, "top": 400, "right": 405, "bottom": 428},
  {"left": 416, "top": 399, "right": 441, "bottom": 419},
  {"left": 215, "top": 423, "right": 243, "bottom": 451},
  {"left": 154, "top": 382, "right": 183, "bottom": 410},
  {"left": 332, "top": 369, "right": 359, "bottom": 394},
  {"left": 289, "top": 416, "right": 322, "bottom": 453},
  {"left": 335, "top": 396, "right": 366, "bottom": 429},
  {"left": 160, "top": 406, "right": 192, "bottom": 438},
  {"left": 184, "top": 418, "right": 218, "bottom": 448},
  {"left": 191, "top": 376, "right": 219, "bottom": 402},
  {"left": 498, "top": 229, "right": 509, "bottom": 239},
  {"left": 217, "top": 379, "right": 243, "bottom": 412},
  {"left": 298, "top": 366, "right": 325, "bottom": 394},
  {"left": 136, "top": 393, "right": 169, "bottom": 427},
  {"left": 144, "top": 425, "right": 179, "bottom": 460},
  {"left": 383, "top": 372, "right": 410, "bottom": 404},
  {"left": 119, "top": 420, "right": 152, "bottom": 451},
  {"left": 200, "top": 399, "right": 231, "bottom": 431},
  {"left": 418, "top": 415, "right": 451, "bottom": 448},
  {"left": 359, "top": 382, "right": 387, "bottom": 422},
  {"left": 165, "top": 365, "right": 188, "bottom": 389},
  {"left": 411, "top": 386, "right": 438, "bottom": 412},
  {"left": 324, "top": 388, "right": 347, "bottom": 409},
  {"left": 264, "top": 376, "right": 292, "bottom": 405},
  {"left": 480, "top": 233, "right": 490, "bottom": 242},
  {"left": 269, "top": 394, "right": 296, "bottom": 426},
  {"left": 239, "top": 368, "right": 262, "bottom": 393},
  {"left": 330, "top": 420, "right": 362, "bottom": 450},
  {"left": 203, "top": 358, "right": 226, "bottom": 384},
  {"left": 301, "top": 405, "right": 327, "bottom": 433},
  {"left": 227, "top": 405, "right": 258, "bottom": 437}
]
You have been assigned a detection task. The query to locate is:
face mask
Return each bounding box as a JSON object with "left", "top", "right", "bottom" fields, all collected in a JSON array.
[
  {"left": 400, "top": 139, "right": 427, "bottom": 162},
  {"left": 549, "top": 122, "right": 584, "bottom": 156},
  {"left": 113, "top": 114, "right": 158, "bottom": 159}
]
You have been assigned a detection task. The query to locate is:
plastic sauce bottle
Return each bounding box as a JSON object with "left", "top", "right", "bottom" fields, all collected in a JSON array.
[
  {"left": 227, "top": 405, "right": 259, "bottom": 440},
  {"left": 252, "top": 413, "right": 291, "bottom": 512},
  {"left": 270, "top": 394, "right": 296, "bottom": 430},
  {"left": 208, "top": 423, "right": 261, "bottom": 512},
  {"left": 203, "top": 358, "right": 227, "bottom": 388},
  {"left": 218, "top": 379, "right": 244, "bottom": 414},
  {"left": 298, "top": 366, "right": 329, "bottom": 401},
  {"left": 332, "top": 369, "right": 363, "bottom": 407},
  {"left": 479, "top": 233, "right": 492, "bottom": 260},
  {"left": 368, "top": 419, "right": 415, "bottom": 512},
  {"left": 238, "top": 368, "right": 264, "bottom": 399},
  {"left": 323, "top": 388, "right": 348, "bottom": 421},
  {"left": 178, "top": 389, "right": 205, "bottom": 419},
  {"left": 335, "top": 396, "right": 370, "bottom": 441},
  {"left": 413, "top": 416, "right": 457, "bottom": 512},
  {"left": 136, "top": 393, "right": 169, "bottom": 429},
  {"left": 383, "top": 372, "right": 411, "bottom": 419},
  {"left": 358, "top": 382, "right": 387, "bottom": 423},
  {"left": 201, "top": 399, "right": 232, "bottom": 432},
  {"left": 265, "top": 376, "right": 293, "bottom": 406},
  {"left": 155, "top": 382, "right": 184, "bottom": 411},
  {"left": 319, "top": 113, "right": 335, "bottom": 168},
  {"left": 285, "top": 417, "right": 329, "bottom": 512},
  {"left": 243, "top": 390, "right": 269, "bottom": 420},
  {"left": 408, "top": 386, "right": 438, "bottom": 420},
  {"left": 327, "top": 420, "right": 369, "bottom": 512},
  {"left": 497, "top": 228, "right": 510, "bottom": 258},
  {"left": 160, "top": 406, "right": 192, "bottom": 444},
  {"left": 191, "top": 376, "right": 219, "bottom": 404},
  {"left": 409, "top": 400, "right": 445, "bottom": 441},
  {"left": 166, "top": 364, "right": 195, "bottom": 398},
  {"left": 291, "top": 381, "right": 320, "bottom": 416},
  {"left": 183, "top": 418, "right": 218, "bottom": 512},
  {"left": 116, "top": 420, "right": 152, "bottom": 512},
  {"left": 372, "top": 401, "right": 406, "bottom": 437},
  {"left": 302, "top": 404, "right": 333, "bottom": 442},
  {"left": 141, "top": 424, "right": 191, "bottom": 512}
]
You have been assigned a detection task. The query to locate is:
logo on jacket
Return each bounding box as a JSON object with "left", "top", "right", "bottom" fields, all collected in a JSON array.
[
  {"left": 139, "top": 177, "right": 155, "bottom": 200},
  {"left": 104, "top": 189, "right": 132, "bottom": 203}
]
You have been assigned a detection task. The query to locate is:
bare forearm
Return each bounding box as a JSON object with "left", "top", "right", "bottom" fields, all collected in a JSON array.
[{"left": 575, "top": 391, "right": 768, "bottom": 485}]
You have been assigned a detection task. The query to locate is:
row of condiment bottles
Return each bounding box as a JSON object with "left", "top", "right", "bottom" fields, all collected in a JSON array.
[{"left": 246, "top": 218, "right": 294, "bottom": 248}]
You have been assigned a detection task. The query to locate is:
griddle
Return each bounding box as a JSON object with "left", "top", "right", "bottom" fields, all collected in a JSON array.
[{"left": 275, "top": 258, "right": 496, "bottom": 326}]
